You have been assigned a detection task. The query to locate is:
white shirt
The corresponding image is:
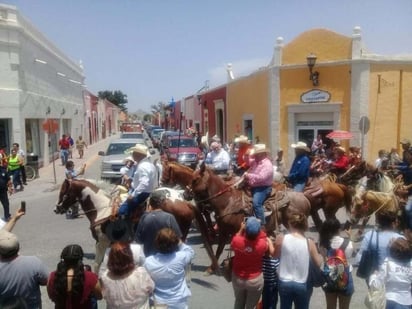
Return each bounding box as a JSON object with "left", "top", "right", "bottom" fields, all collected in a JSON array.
[
  {"left": 131, "top": 158, "right": 157, "bottom": 197},
  {"left": 279, "top": 234, "right": 309, "bottom": 283},
  {"left": 99, "top": 243, "right": 145, "bottom": 277},
  {"left": 372, "top": 258, "right": 412, "bottom": 306},
  {"left": 205, "top": 149, "right": 231, "bottom": 171}
]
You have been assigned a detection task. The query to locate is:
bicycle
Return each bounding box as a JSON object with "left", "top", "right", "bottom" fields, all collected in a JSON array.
[{"left": 24, "top": 165, "right": 36, "bottom": 181}]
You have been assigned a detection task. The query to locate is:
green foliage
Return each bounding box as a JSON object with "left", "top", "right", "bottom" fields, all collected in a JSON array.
[{"left": 98, "top": 90, "right": 128, "bottom": 112}]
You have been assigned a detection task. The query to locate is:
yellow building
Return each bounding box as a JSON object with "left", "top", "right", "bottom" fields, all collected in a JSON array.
[{"left": 227, "top": 27, "right": 412, "bottom": 165}]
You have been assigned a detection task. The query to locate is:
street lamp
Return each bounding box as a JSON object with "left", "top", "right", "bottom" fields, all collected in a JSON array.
[{"left": 307, "top": 53, "right": 319, "bottom": 86}]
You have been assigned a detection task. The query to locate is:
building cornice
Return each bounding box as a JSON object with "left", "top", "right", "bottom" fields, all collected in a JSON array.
[{"left": 0, "top": 4, "right": 83, "bottom": 77}]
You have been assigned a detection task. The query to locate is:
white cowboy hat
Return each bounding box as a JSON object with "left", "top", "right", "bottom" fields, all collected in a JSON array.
[
  {"left": 335, "top": 146, "right": 346, "bottom": 153},
  {"left": 234, "top": 135, "right": 249, "bottom": 144},
  {"left": 201, "top": 132, "right": 209, "bottom": 148},
  {"left": 123, "top": 156, "right": 134, "bottom": 163},
  {"left": 211, "top": 134, "right": 221, "bottom": 142},
  {"left": 126, "top": 144, "right": 148, "bottom": 156},
  {"left": 253, "top": 143, "right": 270, "bottom": 154},
  {"left": 291, "top": 141, "right": 310, "bottom": 152}
]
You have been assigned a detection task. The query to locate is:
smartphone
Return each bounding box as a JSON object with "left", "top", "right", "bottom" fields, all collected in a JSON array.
[
  {"left": 20, "top": 201, "right": 26, "bottom": 212},
  {"left": 243, "top": 216, "right": 248, "bottom": 223}
]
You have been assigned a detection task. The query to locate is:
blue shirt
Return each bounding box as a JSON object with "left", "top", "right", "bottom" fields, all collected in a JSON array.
[
  {"left": 288, "top": 154, "right": 310, "bottom": 185},
  {"left": 144, "top": 243, "right": 194, "bottom": 308}
]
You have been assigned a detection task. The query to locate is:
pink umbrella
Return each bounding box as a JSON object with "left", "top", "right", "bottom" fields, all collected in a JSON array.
[{"left": 326, "top": 130, "right": 353, "bottom": 140}]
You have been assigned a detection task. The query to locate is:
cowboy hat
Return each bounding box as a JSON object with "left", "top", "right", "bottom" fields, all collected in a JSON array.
[
  {"left": 291, "top": 141, "right": 310, "bottom": 152},
  {"left": 335, "top": 146, "right": 346, "bottom": 153},
  {"left": 234, "top": 135, "right": 249, "bottom": 144},
  {"left": 400, "top": 138, "right": 411, "bottom": 145},
  {"left": 125, "top": 144, "right": 148, "bottom": 156},
  {"left": 123, "top": 156, "right": 134, "bottom": 163},
  {"left": 253, "top": 144, "right": 270, "bottom": 154}
]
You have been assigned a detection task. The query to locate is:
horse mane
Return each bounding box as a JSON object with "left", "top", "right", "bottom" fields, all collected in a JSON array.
[{"left": 168, "top": 161, "right": 194, "bottom": 173}]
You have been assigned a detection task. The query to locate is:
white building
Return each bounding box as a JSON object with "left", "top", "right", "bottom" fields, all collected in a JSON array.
[{"left": 0, "top": 4, "right": 85, "bottom": 165}]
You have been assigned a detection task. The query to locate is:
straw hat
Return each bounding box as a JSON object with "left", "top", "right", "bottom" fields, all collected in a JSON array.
[
  {"left": 335, "top": 146, "right": 346, "bottom": 153},
  {"left": 126, "top": 144, "right": 148, "bottom": 156},
  {"left": 123, "top": 156, "right": 134, "bottom": 163},
  {"left": 291, "top": 141, "right": 310, "bottom": 152},
  {"left": 253, "top": 144, "right": 270, "bottom": 154},
  {"left": 234, "top": 135, "right": 249, "bottom": 144}
]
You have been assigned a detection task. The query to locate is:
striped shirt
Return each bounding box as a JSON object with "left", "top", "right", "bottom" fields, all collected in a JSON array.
[{"left": 262, "top": 256, "right": 279, "bottom": 286}]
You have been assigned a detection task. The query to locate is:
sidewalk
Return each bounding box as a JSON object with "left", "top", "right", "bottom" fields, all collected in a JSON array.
[{"left": 10, "top": 135, "right": 118, "bottom": 202}]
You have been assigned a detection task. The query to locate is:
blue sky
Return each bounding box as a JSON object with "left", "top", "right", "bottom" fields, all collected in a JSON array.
[{"left": 4, "top": 0, "right": 412, "bottom": 112}]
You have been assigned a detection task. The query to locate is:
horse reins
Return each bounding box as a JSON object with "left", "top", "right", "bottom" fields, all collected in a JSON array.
[{"left": 192, "top": 175, "right": 246, "bottom": 204}]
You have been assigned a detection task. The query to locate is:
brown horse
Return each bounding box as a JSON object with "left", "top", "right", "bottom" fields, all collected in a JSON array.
[
  {"left": 161, "top": 160, "right": 194, "bottom": 188},
  {"left": 55, "top": 179, "right": 196, "bottom": 271},
  {"left": 304, "top": 175, "right": 353, "bottom": 230},
  {"left": 184, "top": 163, "right": 311, "bottom": 273}
]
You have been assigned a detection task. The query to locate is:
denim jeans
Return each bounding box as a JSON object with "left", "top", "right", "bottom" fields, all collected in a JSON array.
[
  {"left": 251, "top": 186, "right": 272, "bottom": 225},
  {"left": 279, "top": 280, "right": 310, "bottom": 309},
  {"left": 0, "top": 190, "right": 10, "bottom": 220},
  {"left": 405, "top": 195, "right": 412, "bottom": 230},
  {"left": 262, "top": 282, "right": 278, "bottom": 309},
  {"left": 293, "top": 182, "right": 306, "bottom": 192},
  {"left": 60, "top": 149, "right": 69, "bottom": 165},
  {"left": 386, "top": 300, "right": 411, "bottom": 309},
  {"left": 118, "top": 192, "right": 150, "bottom": 216},
  {"left": 10, "top": 169, "right": 21, "bottom": 189}
]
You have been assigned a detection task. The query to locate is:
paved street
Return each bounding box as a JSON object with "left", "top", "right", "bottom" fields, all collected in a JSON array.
[{"left": 7, "top": 134, "right": 371, "bottom": 308}]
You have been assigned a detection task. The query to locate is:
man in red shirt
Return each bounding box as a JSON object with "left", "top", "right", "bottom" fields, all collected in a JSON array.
[
  {"left": 330, "top": 146, "right": 349, "bottom": 176},
  {"left": 58, "top": 134, "right": 70, "bottom": 166}
]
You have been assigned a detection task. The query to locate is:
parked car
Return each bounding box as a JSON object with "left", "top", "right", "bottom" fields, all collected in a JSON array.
[
  {"left": 98, "top": 139, "right": 155, "bottom": 182},
  {"left": 159, "top": 130, "right": 182, "bottom": 154},
  {"left": 151, "top": 128, "right": 165, "bottom": 149},
  {"left": 146, "top": 125, "right": 162, "bottom": 138},
  {"left": 163, "top": 136, "right": 202, "bottom": 169},
  {"left": 120, "top": 132, "right": 145, "bottom": 140}
]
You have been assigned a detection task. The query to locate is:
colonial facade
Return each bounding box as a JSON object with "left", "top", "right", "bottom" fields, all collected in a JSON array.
[
  {"left": 171, "top": 27, "right": 412, "bottom": 166},
  {"left": 0, "top": 4, "right": 120, "bottom": 166}
]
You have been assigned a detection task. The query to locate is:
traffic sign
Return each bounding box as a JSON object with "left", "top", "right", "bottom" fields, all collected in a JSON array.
[
  {"left": 42, "top": 119, "right": 59, "bottom": 134},
  {"left": 359, "top": 116, "right": 370, "bottom": 134}
]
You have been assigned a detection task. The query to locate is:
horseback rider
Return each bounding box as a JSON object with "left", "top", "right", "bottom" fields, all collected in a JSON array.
[
  {"left": 64, "top": 160, "right": 86, "bottom": 218},
  {"left": 233, "top": 135, "right": 253, "bottom": 176},
  {"left": 329, "top": 146, "right": 350, "bottom": 176},
  {"left": 244, "top": 144, "right": 273, "bottom": 225},
  {"left": 392, "top": 139, "right": 412, "bottom": 239},
  {"left": 205, "top": 142, "right": 231, "bottom": 175},
  {"left": 118, "top": 144, "right": 157, "bottom": 218},
  {"left": 286, "top": 142, "right": 311, "bottom": 192}
]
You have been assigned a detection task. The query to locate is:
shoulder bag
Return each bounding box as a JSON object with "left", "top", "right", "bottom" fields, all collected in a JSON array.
[
  {"left": 307, "top": 238, "right": 325, "bottom": 288},
  {"left": 220, "top": 250, "right": 234, "bottom": 283},
  {"left": 357, "top": 230, "right": 380, "bottom": 279}
]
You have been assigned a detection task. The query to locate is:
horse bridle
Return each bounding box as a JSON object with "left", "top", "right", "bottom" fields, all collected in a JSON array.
[{"left": 188, "top": 174, "right": 246, "bottom": 204}]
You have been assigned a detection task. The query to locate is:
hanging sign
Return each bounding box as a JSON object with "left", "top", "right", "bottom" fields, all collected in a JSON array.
[{"left": 300, "top": 89, "right": 331, "bottom": 103}]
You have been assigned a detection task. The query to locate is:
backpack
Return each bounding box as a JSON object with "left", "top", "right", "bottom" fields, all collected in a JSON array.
[{"left": 323, "top": 238, "right": 350, "bottom": 292}]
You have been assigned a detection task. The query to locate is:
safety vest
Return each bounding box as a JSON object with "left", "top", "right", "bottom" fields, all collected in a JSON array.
[{"left": 8, "top": 156, "right": 20, "bottom": 171}]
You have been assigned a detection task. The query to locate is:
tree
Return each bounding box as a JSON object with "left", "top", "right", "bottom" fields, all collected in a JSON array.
[
  {"left": 150, "top": 101, "right": 166, "bottom": 125},
  {"left": 98, "top": 90, "right": 128, "bottom": 112}
]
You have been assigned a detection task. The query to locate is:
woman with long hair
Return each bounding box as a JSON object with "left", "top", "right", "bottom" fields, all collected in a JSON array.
[
  {"left": 274, "top": 213, "right": 323, "bottom": 309},
  {"left": 47, "top": 244, "right": 102, "bottom": 309},
  {"left": 100, "top": 242, "right": 154, "bottom": 309},
  {"left": 319, "top": 218, "right": 354, "bottom": 309}
]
